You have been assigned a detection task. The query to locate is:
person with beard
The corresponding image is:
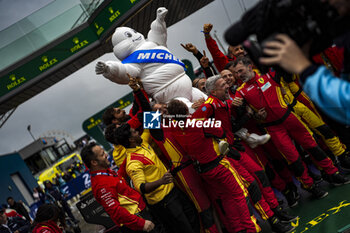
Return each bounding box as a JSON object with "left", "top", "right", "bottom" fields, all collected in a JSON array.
[
  {"left": 113, "top": 124, "right": 200, "bottom": 233},
  {"left": 102, "top": 75, "right": 149, "bottom": 167},
  {"left": 81, "top": 142, "right": 155, "bottom": 233},
  {"left": 233, "top": 57, "right": 350, "bottom": 194},
  {"left": 202, "top": 23, "right": 246, "bottom": 72}
]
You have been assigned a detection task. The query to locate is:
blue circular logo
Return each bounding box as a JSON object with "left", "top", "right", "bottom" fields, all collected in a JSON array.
[{"left": 202, "top": 106, "right": 207, "bottom": 112}]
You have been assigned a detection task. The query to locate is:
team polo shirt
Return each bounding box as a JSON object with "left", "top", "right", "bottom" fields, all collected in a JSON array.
[{"left": 126, "top": 130, "right": 174, "bottom": 205}]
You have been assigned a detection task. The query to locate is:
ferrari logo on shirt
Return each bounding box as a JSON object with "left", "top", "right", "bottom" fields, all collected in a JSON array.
[{"left": 258, "top": 78, "right": 265, "bottom": 84}]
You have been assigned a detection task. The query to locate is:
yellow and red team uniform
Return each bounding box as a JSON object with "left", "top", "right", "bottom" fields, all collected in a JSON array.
[
  {"left": 193, "top": 95, "right": 279, "bottom": 219},
  {"left": 169, "top": 120, "right": 260, "bottom": 233},
  {"left": 150, "top": 127, "right": 219, "bottom": 233},
  {"left": 280, "top": 76, "right": 347, "bottom": 158},
  {"left": 125, "top": 131, "right": 199, "bottom": 233},
  {"left": 90, "top": 168, "right": 146, "bottom": 231},
  {"left": 235, "top": 72, "right": 339, "bottom": 188}
]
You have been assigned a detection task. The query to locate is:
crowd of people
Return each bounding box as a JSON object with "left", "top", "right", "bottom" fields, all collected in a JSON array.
[
  {"left": 1, "top": 186, "right": 79, "bottom": 233},
  {"left": 0, "top": 161, "right": 86, "bottom": 233},
  {"left": 81, "top": 0, "right": 350, "bottom": 232},
  {"left": 80, "top": 1, "right": 350, "bottom": 233},
  {"left": 0, "top": 202, "right": 71, "bottom": 233}
]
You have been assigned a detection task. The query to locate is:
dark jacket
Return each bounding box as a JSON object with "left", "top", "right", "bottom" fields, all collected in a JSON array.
[
  {"left": 9, "top": 202, "right": 31, "bottom": 222},
  {"left": 0, "top": 216, "right": 31, "bottom": 233}
]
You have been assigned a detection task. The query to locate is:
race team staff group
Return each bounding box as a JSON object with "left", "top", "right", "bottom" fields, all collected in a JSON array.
[{"left": 80, "top": 13, "right": 350, "bottom": 233}]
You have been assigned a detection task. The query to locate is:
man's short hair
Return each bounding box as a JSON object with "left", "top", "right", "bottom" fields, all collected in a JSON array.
[
  {"left": 81, "top": 142, "right": 98, "bottom": 169},
  {"left": 224, "top": 61, "right": 235, "bottom": 70},
  {"left": 6, "top": 197, "right": 13, "bottom": 202},
  {"left": 114, "top": 123, "right": 131, "bottom": 148},
  {"left": 232, "top": 56, "right": 252, "bottom": 68},
  {"left": 33, "top": 204, "right": 62, "bottom": 226},
  {"left": 167, "top": 99, "right": 189, "bottom": 122},
  {"left": 205, "top": 75, "right": 222, "bottom": 95},
  {"left": 102, "top": 107, "right": 115, "bottom": 126},
  {"left": 192, "top": 77, "right": 205, "bottom": 88},
  {"left": 104, "top": 124, "right": 118, "bottom": 145}
]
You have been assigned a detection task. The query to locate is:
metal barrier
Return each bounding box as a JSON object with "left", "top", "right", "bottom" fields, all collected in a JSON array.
[{"left": 76, "top": 191, "right": 119, "bottom": 233}]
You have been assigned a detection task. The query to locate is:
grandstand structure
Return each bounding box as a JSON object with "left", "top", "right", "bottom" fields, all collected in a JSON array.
[{"left": 0, "top": 0, "right": 213, "bottom": 127}]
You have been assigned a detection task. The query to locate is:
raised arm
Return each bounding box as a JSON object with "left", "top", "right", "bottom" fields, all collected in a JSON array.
[
  {"left": 95, "top": 60, "right": 141, "bottom": 84},
  {"left": 203, "top": 23, "right": 229, "bottom": 72},
  {"left": 147, "top": 7, "right": 168, "bottom": 46}
]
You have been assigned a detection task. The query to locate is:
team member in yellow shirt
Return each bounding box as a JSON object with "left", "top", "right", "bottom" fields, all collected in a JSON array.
[{"left": 114, "top": 124, "right": 200, "bottom": 233}]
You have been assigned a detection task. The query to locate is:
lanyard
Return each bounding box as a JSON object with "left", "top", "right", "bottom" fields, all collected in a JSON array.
[{"left": 90, "top": 172, "right": 117, "bottom": 177}]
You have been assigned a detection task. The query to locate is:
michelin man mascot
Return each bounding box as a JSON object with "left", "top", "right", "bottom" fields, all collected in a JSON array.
[{"left": 95, "top": 7, "right": 207, "bottom": 110}]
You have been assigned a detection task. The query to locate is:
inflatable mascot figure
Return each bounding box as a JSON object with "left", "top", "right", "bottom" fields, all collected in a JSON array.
[{"left": 95, "top": 7, "right": 206, "bottom": 109}]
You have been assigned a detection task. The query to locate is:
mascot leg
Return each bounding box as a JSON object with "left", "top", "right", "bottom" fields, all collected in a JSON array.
[{"left": 153, "top": 74, "right": 192, "bottom": 102}]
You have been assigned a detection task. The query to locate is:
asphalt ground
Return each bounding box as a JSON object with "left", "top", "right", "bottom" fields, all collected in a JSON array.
[{"left": 70, "top": 167, "right": 350, "bottom": 233}]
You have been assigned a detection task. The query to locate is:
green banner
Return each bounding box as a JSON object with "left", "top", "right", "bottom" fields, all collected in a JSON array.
[
  {"left": 0, "top": 0, "right": 141, "bottom": 99},
  {"left": 0, "top": 27, "right": 98, "bottom": 97},
  {"left": 182, "top": 59, "right": 195, "bottom": 80},
  {"left": 82, "top": 92, "right": 134, "bottom": 151},
  {"left": 92, "top": 0, "right": 140, "bottom": 37}
]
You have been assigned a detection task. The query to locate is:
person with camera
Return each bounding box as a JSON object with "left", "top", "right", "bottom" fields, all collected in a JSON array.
[{"left": 224, "top": 0, "right": 350, "bottom": 125}]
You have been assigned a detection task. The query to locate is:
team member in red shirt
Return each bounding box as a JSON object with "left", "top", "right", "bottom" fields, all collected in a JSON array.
[
  {"left": 81, "top": 142, "right": 155, "bottom": 232},
  {"left": 232, "top": 57, "right": 350, "bottom": 195},
  {"left": 166, "top": 99, "right": 264, "bottom": 233},
  {"left": 32, "top": 204, "right": 64, "bottom": 233},
  {"left": 203, "top": 23, "right": 245, "bottom": 72},
  {"left": 192, "top": 75, "right": 296, "bottom": 228}
]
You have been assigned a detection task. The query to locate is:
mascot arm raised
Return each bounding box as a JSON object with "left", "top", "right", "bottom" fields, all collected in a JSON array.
[
  {"left": 147, "top": 7, "right": 168, "bottom": 46},
  {"left": 95, "top": 60, "right": 141, "bottom": 84}
]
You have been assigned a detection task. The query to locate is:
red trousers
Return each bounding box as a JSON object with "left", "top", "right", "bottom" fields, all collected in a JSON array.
[
  {"left": 203, "top": 158, "right": 260, "bottom": 233},
  {"left": 175, "top": 164, "right": 219, "bottom": 233},
  {"left": 156, "top": 148, "right": 219, "bottom": 233},
  {"left": 242, "top": 144, "right": 280, "bottom": 209},
  {"left": 266, "top": 113, "right": 338, "bottom": 188},
  {"left": 229, "top": 156, "right": 275, "bottom": 220}
]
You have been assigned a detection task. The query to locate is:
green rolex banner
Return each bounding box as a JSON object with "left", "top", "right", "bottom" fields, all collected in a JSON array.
[{"left": 82, "top": 92, "right": 133, "bottom": 151}]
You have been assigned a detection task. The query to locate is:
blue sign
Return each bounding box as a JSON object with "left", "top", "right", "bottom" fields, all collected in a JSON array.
[
  {"left": 61, "top": 172, "right": 91, "bottom": 200},
  {"left": 143, "top": 111, "right": 161, "bottom": 129}
]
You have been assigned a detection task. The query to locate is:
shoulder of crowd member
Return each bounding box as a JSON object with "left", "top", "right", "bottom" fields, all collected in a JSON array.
[
  {"left": 113, "top": 145, "right": 127, "bottom": 167},
  {"left": 192, "top": 101, "right": 213, "bottom": 118},
  {"left": 235, "top": 82, "right": 247, "bottom": 92},
  {"left": 125, "top": 157, "right": 146, "bottom": 193}
]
